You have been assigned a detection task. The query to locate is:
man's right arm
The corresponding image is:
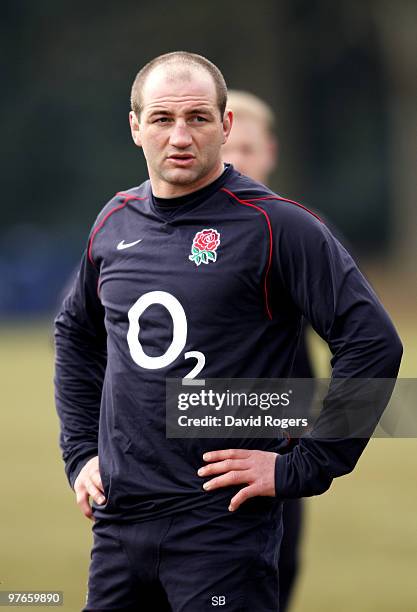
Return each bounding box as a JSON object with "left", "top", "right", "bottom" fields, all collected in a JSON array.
[{"left": 54, "top": 244, "right": 107, "bottom": 491}]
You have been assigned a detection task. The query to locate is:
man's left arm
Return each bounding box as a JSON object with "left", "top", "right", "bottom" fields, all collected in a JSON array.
[{"left": 199, "top": 206, "right": 402, "bottom": 509}]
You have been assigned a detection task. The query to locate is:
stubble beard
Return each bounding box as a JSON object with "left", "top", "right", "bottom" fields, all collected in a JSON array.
[{"left": 160, "top": 168, "right": 200, "bottom": 185}]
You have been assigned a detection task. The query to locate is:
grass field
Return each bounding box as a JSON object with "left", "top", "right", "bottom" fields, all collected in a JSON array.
[{"left": 0, "top": 320, "right": 416, "bottom": 612}]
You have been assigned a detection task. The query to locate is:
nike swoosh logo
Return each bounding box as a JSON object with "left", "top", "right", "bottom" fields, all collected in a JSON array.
[{"left": 117, "top": 239, "right": 142, "bottom": 250}]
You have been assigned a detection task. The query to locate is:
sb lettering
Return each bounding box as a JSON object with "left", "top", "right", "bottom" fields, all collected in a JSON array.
[{"left": 212, "top": 595, "right": 226, "bottom": 606}]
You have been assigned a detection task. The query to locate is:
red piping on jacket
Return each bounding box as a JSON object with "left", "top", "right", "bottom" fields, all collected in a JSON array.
[
  {"left": 221, "top": 187, "right": 273, "bottom": 320},
  {"left": 245, "top": 195, "right": 322, "bottom": 222},
  {"left": 87, "top": 194, "right": 146, "bottom": 267}
]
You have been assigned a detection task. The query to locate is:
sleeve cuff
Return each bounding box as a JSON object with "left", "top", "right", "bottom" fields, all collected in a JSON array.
[{"left": 67, "top": 453, "right": 98, "bottom": 490}]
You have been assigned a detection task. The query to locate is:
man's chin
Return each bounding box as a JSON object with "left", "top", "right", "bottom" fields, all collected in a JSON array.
[{"left": 161, "top": 168, "right": 200, "bottom": 186}]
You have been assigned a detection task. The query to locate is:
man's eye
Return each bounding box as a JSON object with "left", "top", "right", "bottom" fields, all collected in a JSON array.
[
  {"left": 190, "top": 116, "right": 207, "bottom": 123},
  {"left": 154, "top": 117, "right": 171, "bottom": 123}
]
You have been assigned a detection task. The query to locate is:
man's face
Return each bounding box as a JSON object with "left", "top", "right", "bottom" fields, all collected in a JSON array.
[
  {"left": 130, "top": 66, "right": 232, "bottom": 197},
  {"left": 221, "top": 115, "right": 276, "bottom": 184}
]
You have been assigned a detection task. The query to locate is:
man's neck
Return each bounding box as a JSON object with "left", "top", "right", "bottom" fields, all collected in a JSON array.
[{"left": 150, "top": 161, "right": 225, "bottom": 199}]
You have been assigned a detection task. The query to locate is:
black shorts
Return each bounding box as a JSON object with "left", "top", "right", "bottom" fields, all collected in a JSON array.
[{"left": 84, "top": 503, "right": 282, "bottom": 611}]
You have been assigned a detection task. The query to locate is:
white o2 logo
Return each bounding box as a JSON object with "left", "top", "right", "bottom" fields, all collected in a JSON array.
[{"left": 127, "top": 290, "right": 205, "bottom": 380}]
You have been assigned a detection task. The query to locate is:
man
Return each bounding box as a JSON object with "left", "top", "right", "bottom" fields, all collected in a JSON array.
[
  {"left": 222, "top": 90, "right": 313, "bottom": 612},
  {"left": 54, "top": 51, "right": 402, "bottom": 611},
  {"left": 221, "top": 90, "right": 278, "bottom": 185}
]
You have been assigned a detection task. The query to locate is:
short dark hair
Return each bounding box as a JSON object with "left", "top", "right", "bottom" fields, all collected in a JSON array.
[{"left": 130, "top": 51, "right": 228, "bottom": 119}]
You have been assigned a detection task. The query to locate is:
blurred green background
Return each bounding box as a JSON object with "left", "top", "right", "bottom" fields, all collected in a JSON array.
[{"left": 1, "top": 0, "right": 416, "bottom": 610}]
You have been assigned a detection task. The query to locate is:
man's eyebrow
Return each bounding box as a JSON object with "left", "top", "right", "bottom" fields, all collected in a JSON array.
[
  {"left": 148, "top": 109, "right": 172, "bottom": 117},
  {"left": 186, "top": 108, "right": 214, "bottom": 116},
  {"left": 147, "top": 107, "right": 214, "bottom": 117}
]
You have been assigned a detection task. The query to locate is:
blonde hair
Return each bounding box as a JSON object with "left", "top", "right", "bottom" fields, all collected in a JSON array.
[{"left": 227, "top": 90, "right": 275, "bottom": 134}]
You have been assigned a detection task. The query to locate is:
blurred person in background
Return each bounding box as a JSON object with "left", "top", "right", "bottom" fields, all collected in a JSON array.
[{"left": 222, "top": 90, "right": 314, "bottom": 612}]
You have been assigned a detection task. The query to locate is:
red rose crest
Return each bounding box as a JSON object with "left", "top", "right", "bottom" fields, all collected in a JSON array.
[{"left": 189, "top": 228, "right": 220, "bottom": 266}]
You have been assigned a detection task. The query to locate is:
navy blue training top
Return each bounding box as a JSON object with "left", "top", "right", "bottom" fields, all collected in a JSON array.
[{"left": 54, "top": 164, "right": 402, "bottom": 521}]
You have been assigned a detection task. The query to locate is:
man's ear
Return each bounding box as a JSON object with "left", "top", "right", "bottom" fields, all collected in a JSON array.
[
  {"left": 222, "top": 109, "right": 233, "bottom": 145},
  {"left": 129, "top": 111, "right": 142, "bottom": 147}
]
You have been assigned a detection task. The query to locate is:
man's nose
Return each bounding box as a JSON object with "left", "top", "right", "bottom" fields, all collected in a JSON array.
[{"left": 169, "top": 120, "right": 192, "bottom": 148}]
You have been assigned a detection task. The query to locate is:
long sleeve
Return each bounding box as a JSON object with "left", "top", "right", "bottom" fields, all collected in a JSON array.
[
  {"left": 271, "top": 206, "right": 403, "bottom": 498},
  {"left": 54, "top": 245, "right": 107, "bottom": 489}
]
